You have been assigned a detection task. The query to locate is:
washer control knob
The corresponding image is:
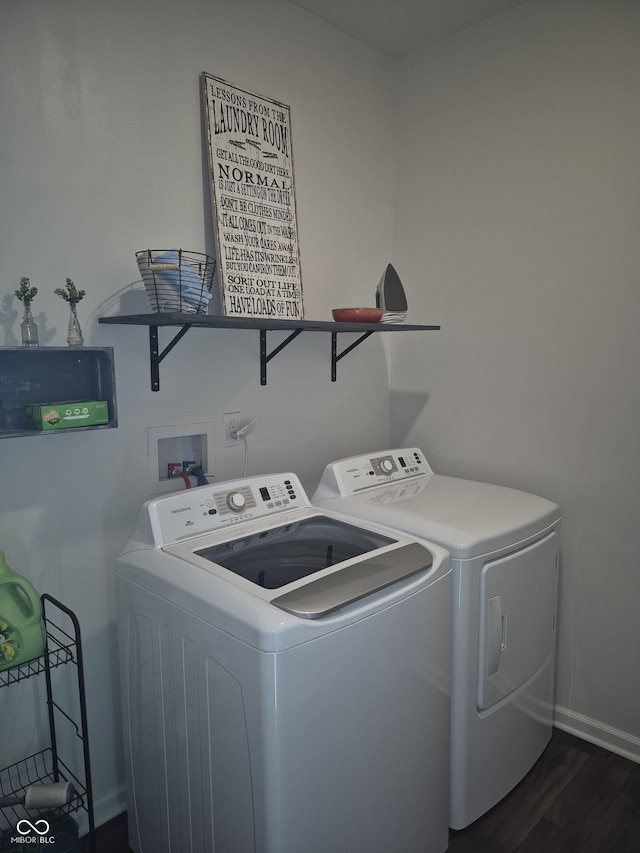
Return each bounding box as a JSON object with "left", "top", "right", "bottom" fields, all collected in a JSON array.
[
  {"left": 227, "top": 491, "right": 247, "bottom": 512},
  {"left": 380, "top": 459, "right": 394, "bottom": 473}
]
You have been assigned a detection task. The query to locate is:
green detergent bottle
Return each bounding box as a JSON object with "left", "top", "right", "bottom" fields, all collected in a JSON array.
[{"left": 0, "top": 551, "right": 46, "bottom": 672}]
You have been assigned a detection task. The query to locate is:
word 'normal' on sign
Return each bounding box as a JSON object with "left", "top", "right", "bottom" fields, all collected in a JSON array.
[{"left": 201, "top": 73, "right": 304, "bottom": 320}]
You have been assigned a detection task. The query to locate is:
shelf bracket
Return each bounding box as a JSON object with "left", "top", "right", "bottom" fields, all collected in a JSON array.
[
  {"left": 260, "top": 328, "right": 303, "bottom": 385},
  {"left": 331, "top": 331, "right": 375, "bottom": 381},
  {"left": 96, "top": 315, "right": 439, "bottom": 390},
  {"left": 150, "top": 324, "right": 191, "bottom": 391}
]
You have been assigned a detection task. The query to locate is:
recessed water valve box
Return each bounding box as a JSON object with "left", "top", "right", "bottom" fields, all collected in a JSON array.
[{"left": 148, "top": 422, "right": 215, "bottom": 494}]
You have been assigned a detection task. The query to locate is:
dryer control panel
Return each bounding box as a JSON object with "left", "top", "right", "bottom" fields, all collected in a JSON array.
[
  {"left": 313, "top": 448, "right": 432, "bottom": 500},
  {"left": 142, "top": 473, "right": 309, "bottom": 547}
]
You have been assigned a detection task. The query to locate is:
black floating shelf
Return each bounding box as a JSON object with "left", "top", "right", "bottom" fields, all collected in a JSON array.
[{"left": 98, "top": 314, "right": 440, "bottom": 390}]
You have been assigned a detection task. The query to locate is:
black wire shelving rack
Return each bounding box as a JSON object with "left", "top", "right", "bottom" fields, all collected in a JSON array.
[{"left": 0, "top": 595, "right": 95, "bottom": 852}]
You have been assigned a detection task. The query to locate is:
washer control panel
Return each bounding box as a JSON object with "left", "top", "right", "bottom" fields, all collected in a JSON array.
[
  {"left": 314, "top": 448, "right": 430, "bottom": 499},
  {"left": 148, "top": 474, "right": 307, "bottom": 546}
]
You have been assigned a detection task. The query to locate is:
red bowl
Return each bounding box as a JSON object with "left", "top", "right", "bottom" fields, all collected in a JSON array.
[{"left": 332, "top": 307, "right": 383, "bottom": 323}]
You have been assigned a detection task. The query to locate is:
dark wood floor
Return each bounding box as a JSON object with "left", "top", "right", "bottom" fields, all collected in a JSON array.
[
  {"left": 82, "top": 729, "right": 640, "bottom": 852},
  {"left": 449, "top": 729, "right": 640, "bottom": 852}
]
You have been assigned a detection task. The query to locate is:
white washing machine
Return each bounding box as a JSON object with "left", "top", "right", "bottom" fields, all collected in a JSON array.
[
  {"left": 313, "top": 448, "right": 560, "bottom": 830},
  {"left": 116, "top": 472, "right": 452, "bottom": 853}
]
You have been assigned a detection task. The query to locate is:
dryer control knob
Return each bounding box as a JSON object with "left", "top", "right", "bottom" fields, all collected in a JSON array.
[
  {"left": 227, "top": 491, "right": 247, "bottom": 512},
  {"left": 380, "top": 459, "right": 394, "bottom": 473}
]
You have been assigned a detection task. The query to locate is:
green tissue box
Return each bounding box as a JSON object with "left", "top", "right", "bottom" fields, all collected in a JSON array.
[{"left": 26, "top": 400, "right": 109, "bottom": 430}]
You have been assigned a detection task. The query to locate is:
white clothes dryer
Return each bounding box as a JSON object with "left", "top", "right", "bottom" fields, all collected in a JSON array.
[
  {"left": 313, "top": 448, "right": 560, "bottom": 830},
  {"left": 116, "top": 472, "right": 452, "bottom": 853}
]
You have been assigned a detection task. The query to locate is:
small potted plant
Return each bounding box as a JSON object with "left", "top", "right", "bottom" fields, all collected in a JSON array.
[
  {"left": 15, "top": 277, "right": 39, "bottom": 346},
  {"left": 55, "top": 278, "right": 86, "bottom": 346}
]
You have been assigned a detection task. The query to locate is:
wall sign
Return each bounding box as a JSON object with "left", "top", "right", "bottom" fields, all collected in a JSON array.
[{"left": 201, "top": 73, "right": 304, "bottom": 320}]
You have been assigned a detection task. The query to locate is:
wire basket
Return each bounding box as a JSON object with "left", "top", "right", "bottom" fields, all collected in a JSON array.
[{"left": 136, "top": 249, "right": 216, "bottom": 315}]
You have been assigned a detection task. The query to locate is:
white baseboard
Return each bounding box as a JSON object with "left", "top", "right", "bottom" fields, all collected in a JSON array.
[
  {"left": 554, "top": 704, "right": 640, "bottom": 764},
  {"left": 77, "top": 784, "right": 127, "bottom": 837}
]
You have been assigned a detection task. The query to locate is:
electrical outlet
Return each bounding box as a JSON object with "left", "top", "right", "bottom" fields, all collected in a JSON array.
[{"left": 223, "top": 412, "right": 241, "bottom": 447}]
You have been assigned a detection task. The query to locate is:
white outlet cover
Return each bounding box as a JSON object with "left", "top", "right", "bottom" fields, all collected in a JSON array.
[{"left": 223, "top": 412, "right": 241, "bottom": 447}]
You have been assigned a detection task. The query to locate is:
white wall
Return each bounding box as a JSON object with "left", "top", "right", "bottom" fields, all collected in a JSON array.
[
  {"left": 392, "top": 0, "right": 640, "bottom": 758},
  {"left": 5, "top": 0, "right": 638, "bottom": 832},
  {"left": 0, "top": 0, "right": 394, "bottom": 826}
]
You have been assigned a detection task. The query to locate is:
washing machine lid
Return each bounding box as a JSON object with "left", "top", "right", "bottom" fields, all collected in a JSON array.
[
  {"left": 117, "top": 473, "right": 448, "bottom": 648},
  {"left": 313, "top": 448, "right": 561, "bottom": 559},
  {"left": 167, "top": 513, "right": 433, "bottom": 620},
  {"left": 194, "top": 515, "right": 395, "bottom": 589}
]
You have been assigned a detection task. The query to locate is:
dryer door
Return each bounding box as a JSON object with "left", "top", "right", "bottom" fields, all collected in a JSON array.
[{"left": 477, "top": 530, "right": 558, "bottom": 711}]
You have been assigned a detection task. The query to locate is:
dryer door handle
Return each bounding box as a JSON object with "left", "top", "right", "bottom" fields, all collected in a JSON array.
[{"left": 486, "top": 595, "right": 507, "bottom": 677}]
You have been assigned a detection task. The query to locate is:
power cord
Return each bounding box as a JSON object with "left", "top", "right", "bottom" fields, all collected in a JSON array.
[{"left": 231, "top": 420, "right": 258, "bottom": 477}]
